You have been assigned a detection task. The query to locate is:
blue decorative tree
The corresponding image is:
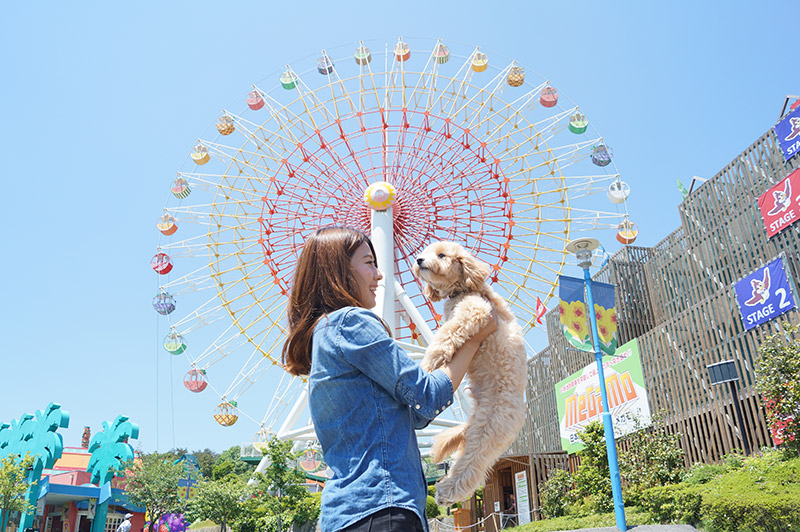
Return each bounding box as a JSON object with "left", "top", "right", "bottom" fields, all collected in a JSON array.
[
  {"left": 87, "top": 416, "right": 139, "bottom": 532},
  {"left": 6, "top": 403, "right": 70, "bottom": 532}
]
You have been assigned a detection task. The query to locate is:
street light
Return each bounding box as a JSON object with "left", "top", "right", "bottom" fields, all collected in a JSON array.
[{"left": 565, "top": 237, "right": 626, "bottom": 532}]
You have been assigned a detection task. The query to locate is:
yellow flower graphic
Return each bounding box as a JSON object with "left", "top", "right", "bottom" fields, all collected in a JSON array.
[{"left": 594, "top": 304, "right": 617, "bottom": 344}]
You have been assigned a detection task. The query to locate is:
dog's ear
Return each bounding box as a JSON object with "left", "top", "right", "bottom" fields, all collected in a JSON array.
[
  {"left": 423, "top": 283, "right": 442, "bottom": 302},
  {"left": 460, "top": 256, "right": 490, "bottom": 291}
]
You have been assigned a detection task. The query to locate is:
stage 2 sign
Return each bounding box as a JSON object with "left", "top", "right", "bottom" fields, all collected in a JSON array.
[{"left": 734, "top": 257, "right": 797, "bottom": 331}]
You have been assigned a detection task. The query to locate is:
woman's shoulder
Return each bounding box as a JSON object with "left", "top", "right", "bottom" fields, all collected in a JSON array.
[{"left": 316, "top": 306, "right": 378, "bottom": 329}]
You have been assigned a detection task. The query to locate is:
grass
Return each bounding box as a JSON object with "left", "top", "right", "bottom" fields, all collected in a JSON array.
[
  {"left": 510, "top": 509, "right": 655, "bottom": 532},
  {"left": 188, "top": 520, "right": 217, "bottom": 529}
]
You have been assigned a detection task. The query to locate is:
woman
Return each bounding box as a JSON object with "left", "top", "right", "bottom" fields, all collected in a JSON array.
[{"left": 282, "top": 227, "right": 495, "bottom": 532}]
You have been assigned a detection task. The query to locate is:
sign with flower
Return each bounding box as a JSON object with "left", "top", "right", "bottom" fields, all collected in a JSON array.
[{"left": 558, "top": 276, "right": 618, "bottom": 355}]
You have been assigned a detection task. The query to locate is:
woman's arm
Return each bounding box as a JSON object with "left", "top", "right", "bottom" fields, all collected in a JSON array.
[{"left": 440, "top": 312, "right": 497, "bottom": 390}]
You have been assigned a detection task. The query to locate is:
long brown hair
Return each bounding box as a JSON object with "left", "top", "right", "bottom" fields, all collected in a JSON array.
[{"left": 282, "top": 226, "right": 377, "bottom": 376}]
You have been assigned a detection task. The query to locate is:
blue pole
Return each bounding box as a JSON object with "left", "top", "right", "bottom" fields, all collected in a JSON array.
[{"left": 583, "top": 266, "right": 626, "bottom": 531}]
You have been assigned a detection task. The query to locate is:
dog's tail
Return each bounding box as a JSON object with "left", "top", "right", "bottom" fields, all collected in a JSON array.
[{"left": 431, "top": 425, "right": 466, "bottom": 462}]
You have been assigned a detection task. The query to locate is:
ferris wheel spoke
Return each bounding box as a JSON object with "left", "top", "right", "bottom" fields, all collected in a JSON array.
[{"left": 156, "top": 38, "right": 633, "bottom": 434}]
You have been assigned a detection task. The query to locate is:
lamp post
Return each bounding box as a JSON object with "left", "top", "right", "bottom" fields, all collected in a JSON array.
[{"left": 566, "top": 237, "right": 626, "bottom": 531}]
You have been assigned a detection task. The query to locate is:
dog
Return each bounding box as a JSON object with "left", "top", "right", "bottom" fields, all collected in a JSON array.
[{"left": 414, "top": 241, "right": 527, "bottom": 505}]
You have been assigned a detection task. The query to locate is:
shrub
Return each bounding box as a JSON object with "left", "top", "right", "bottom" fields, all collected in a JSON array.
[
  {"left": 755, "top": 323, "right": 800, "bottom": 456},
  {"left": 571, "top": 422, "right": 613, "bottom": 513},
  {"left": 426, "top": 495, "right": 440, "bottom": 519},
  {"left": 682, "top": 462, "right": 725, "bottom": 486},
  {"left": 701, "top": 491, "right": 800, "bottom": 532},
  {"left": 639, "top": 484, "right": 701, "bottom": 524},
  {"left": 619, "top": 411, "right": 685, "bottom": 491},
  {"left": 539, "top": 468, "right": 573, "bottom": 518}
]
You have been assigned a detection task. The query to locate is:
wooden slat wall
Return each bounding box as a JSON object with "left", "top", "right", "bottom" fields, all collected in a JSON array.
[{"left": 506, "top": 126, "right": 800, "bottom": 470}]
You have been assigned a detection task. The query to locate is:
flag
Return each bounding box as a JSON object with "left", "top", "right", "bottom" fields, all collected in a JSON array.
[
  {"left": 535, "top": 297, "right": 546, "bottom": 324},
  {"left": 677, "top": 178, "right": 689, "bottom": 200},
  {"left": 558, "top": 275, "right": 592, "bottom": 352},
  {"left": 559, "top": 275, "right": 618, "bottom": 355},
  {"left": 591, "top": 281, "right": 618, "bottom": 356}
]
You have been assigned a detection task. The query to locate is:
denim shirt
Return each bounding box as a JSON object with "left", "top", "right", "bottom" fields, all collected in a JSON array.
[{"left": 309, "top": 307, "right": 454, "bottom": 532}]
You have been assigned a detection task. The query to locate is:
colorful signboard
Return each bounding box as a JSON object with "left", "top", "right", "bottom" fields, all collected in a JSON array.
[
  {"left": 757, "top": 168, "right": 800, "bottom": 238},
  {"left": 734, "top": 257, "right": 797, "bottom": 331},
  {"left": 555, "top": 338, "right": 651, "bottom": 453},
  {"left": 775, "top": 106, "right": 800, "bottom": 161},
  {"left": 558, "top": 276, "right": 618, "bottom": 355}
]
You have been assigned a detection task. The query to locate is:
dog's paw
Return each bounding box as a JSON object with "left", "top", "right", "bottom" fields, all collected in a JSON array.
[
  {"left": 426, "top": 343, "right": 453, "bottom": 366},
  {"left": 435, "top": 476, "right": 467, "bottom": 506}
]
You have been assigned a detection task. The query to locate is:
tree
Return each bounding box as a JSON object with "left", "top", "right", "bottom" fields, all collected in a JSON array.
[
  {"left": 254, "top": 438, "right": 316, "bottom": 532},
  {"left": 186, "top": 477, "right": 249, "bottom": 532},
  {"left": 572, "top": 422, "right": 612, "bottom": 513},
  {"left": 756, "top": 323, "right": 800, "bottom": 455},
  {"left": 213, "top": 446, "right": 255, "bottom": 480},
  {"left": 0, "top": 453, "right": 34, "bottom": 532},
  {"left": 124, "top": 452, "right": 188, "bottom": 530},
  {"left": 192, "top": 449, "right": 219, "bottom": 479}
]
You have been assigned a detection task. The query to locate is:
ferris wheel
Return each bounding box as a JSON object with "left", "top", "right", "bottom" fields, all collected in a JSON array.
[{"left": 152, "top": 37, "right": 636, "bottom": 455}]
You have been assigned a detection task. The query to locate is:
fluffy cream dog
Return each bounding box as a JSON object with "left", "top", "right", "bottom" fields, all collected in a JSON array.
[{"left": 414, "top": 241, "right": 527, "bottom": 505}]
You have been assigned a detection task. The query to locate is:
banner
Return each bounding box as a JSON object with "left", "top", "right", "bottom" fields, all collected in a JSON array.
[
  {"left": 757, "top": 168, "right": 800, "bottom": 238},
  {"left": 734, "top": 257, "right": 797, "bottom": 331},
  {"left": 514, "top": 471, "right": 531, "bottom": 526},
  {"left": 555, "top": 338, "right": 651, "bottom": 453},
  {"left": 558, "top": 276, "right": 617, "bottom": 355},
  {"left": 775, "top": 106, "right": 800, "bottom": 161}
]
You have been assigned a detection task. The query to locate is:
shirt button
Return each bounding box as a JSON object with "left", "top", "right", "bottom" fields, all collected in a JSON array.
[
  {"left": 415, "top": 404, "right": 421, "bottom": 410},
  {"left": 447, "top": 400, "right": 452, "bottom": 405},
  {"left": 435, "top": 409, "right": 439, "bottom": 414}
]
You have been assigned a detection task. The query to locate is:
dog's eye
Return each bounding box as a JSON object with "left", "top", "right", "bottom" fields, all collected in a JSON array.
[{"left": 438, "top": 253, "right": 446, "bottom": 259}]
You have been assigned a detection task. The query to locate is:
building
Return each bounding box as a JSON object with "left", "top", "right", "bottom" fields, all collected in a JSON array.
[
  {"left": 27, "top": 447, "right": 145, "bottom": 532},
  {"left": 482, "top": 111, "right": 800, "bottom": 527}
]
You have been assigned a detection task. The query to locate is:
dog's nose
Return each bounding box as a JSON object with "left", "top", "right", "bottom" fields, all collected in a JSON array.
[{"left": 416, "top": 257, "right": 424, "bottom": 266}]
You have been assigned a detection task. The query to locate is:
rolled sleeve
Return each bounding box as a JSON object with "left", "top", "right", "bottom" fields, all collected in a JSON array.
[{"left": 336, "top": 307, "right": 454, "bottom": 422}]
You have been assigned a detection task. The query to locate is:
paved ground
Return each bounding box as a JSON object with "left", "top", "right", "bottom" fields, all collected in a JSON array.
[{"left": 556, "top": 526, "right": 701, "bottom": 532}]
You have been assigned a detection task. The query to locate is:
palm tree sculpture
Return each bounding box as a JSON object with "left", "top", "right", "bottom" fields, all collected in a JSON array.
[
  {"left": 14, "top": 403, "right": 70, "bottom": 532},
  {"left": 87, "top": 416, "right": 139, "bottom": 532}
]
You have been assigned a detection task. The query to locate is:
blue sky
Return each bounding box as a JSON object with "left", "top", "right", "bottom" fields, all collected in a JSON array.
[{"left": 1, "top": 1, "right": 795, "bottom": 454}]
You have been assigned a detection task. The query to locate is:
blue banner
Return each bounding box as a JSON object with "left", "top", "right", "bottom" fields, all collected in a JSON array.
[
  {"left": 734, "top": 257, "right": 797, "bottom": 330},
  {"left": 558, "top": 276, "right": 617, "bottom": 355},
  {"left": 775, "top": 106, "right": 800, "bottom": 161},
  {"left": 559, "top": 275, "right": 592, "bottom": 352}
]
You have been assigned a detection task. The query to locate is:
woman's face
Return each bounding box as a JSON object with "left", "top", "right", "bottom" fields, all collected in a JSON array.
[{"left": 350, "top": 241, "right": 383, "bottom": 308}]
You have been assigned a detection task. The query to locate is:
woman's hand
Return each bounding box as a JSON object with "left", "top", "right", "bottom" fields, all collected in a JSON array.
[
  {"left": 441, "top": 309, "right": 498, "bottom": 390},
  {"left": 473, "top": 310, "right": 498, "bottom": 343}
]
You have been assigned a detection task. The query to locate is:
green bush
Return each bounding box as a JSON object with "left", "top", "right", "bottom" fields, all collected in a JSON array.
[
  {"left": 572, "top": 422, "right": 613, "bottom": 514},
  {"left": 426, "top": 495, "right": 440, "bottom": 519},
  {"left": 639, "top": 484, "right": 701, "bottom": 524},
  {"left": 701, "top": 491, "right": 800, "bottom": 532},
  {"left": 539, "top": 468, "right": 573, "bottom": 518},
  {"left": 682, "top": 462, "right": 726, "bottom": 485}
]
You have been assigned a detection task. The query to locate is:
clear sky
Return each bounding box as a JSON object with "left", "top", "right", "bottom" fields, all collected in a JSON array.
[{"left": 1, "top": 1, "right": 795, "bottom": 455}]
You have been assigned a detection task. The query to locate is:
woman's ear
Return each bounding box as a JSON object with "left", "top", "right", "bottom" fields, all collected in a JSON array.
[
  {"left": 460, "top": 256, "right": 490, "bottom": 291},
  {"left": 423, "top": 283, "right": 442, "bottom": 302}
]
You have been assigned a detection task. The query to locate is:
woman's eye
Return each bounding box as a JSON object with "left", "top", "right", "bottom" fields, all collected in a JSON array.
[{"left": 438, "top": 253, "right": 446, "bottom": 259}]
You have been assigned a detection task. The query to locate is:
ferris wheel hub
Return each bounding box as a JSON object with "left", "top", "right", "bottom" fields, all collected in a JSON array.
[{"left": 363, "top": 182, "right": 397, "bottom": 211}]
